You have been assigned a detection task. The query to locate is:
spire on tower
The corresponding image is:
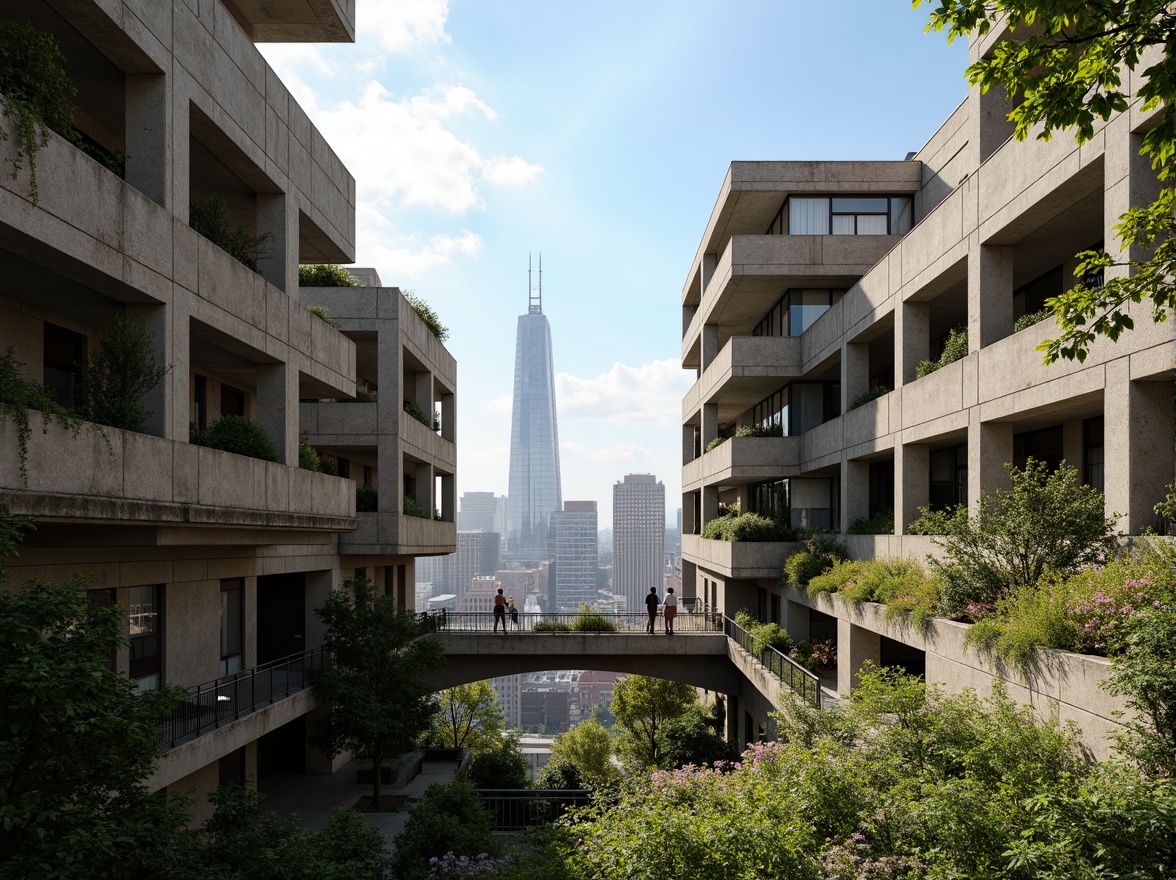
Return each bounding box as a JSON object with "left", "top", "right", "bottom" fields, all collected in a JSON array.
[{"left": 528, "top": 253, "right": 543, "bottom": 314}]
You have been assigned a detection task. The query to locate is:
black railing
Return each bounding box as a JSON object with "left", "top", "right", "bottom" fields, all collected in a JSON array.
[
  {"left": 724, "top": 617, "right": 822, "bottom": 709},
  {"left": 431, "top": 603, "right": 723, "bottom": 635},
  {"left": 478, "top": 789, "right": 594, "bottom": 831},
  {"left": 162, "top": 647, "right": 328, "bottom": 749}
]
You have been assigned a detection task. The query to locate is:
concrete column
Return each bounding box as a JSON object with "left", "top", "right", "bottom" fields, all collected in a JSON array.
[
  {"left": 896, "top": 302, "right": 929, "bottom": 386},
  {"left": 701, "top": 485, "right": 719, "bottom": 529},
  {"left": 440, "top": 390, "right": 455, "bottom": 442},
  {"left": 701, "top": 323, "right": 718, "bottom": 372},
  {"left": 701, "top": 252, "right": 718, "bottom": 296},
  {"left": 125, "top": 74, "right": 169, "bottom": 208},
  {"left": 256, "top": 193, "right": 293, "bottom": 293},
  {"left": 837, "top": 619, "right": 882, "bottom": 695},
  {"left": 969, "top": 243, "right": 1014, "bottom": 349},
  {"left": 1104, "top": 368, "right": 1175, "bottom": 533},
  {"left": 125, "top": 303, "right": 171, "bottom": 439},
  {"left": 304, "top": 569, "right": 335, "bottom": 648},
  {"left": 967, "top": 82, "right": 1017, "bottom": 167},
  {"left": 842, "top": 459, "right": 869, "bottom": 531},
  {"left": 440, "top": 473, "right": 456, "bottom": 522},
  {"left": 682, "top": 305, "right": 696, "bottom": 337},
  {"left": 683, "top": 424, "right": 698, "bottom": 464},
  {"left": 415, "top": 369, "right": 434, "bottom": 419},
  {"left": 680, "top": 558, "right": 697, "bottom": 602},
  {"left": 415, "top": 460, "right": 434, "bottom": 513},
  {"left": 895, "top": 443, "right": 929, "bottom": 533},
  {"left": 784, "top": 599, "right": 810, "bottom": 644},
  {"left": 701, "top": 403, "right": 718, "bottom": 449},
  {"left": 968, "top": 414, "right": 1013, "bottom": 512},
  {"left": 243, "top": 576, "right": 258, "bottom": 668},
  {"left": 256, "top": 362, "right": 297, "bottom": 465},
  {"left": 1105, "top": 123, "right": 1164, "bottom": 276},
  {"left": 842, "top": 341, "right": 870, "bottom": 411}
]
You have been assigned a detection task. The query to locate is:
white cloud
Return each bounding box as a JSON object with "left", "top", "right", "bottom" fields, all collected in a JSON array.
[
  {"left": 486, "top": 395, "right": 513, "bottom": 414},
  {"left": 361, "top": 0, "right": 450, "bottom": 52},
  {"left": 561, "top": 441, "right": 654, "bottom": 463},
  {"left": 357, "top": 227, "right": 482, "bottom": 280},
  {"left": 557, "top": 359, "right": 694, "bottom": 425}
]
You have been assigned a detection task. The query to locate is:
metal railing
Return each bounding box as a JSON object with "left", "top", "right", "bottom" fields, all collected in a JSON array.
[
  {"left": 724, "top": 616, "right": 822, "bottom": 709},
  {"left": 430, "top": 601, "right": 723, "bottom": 635},
  {"left": 477, "top": 789, "right": 594, "bottom": 831},
  {"left": 162, "top": 647, "right": 328, "bottom": 749}
]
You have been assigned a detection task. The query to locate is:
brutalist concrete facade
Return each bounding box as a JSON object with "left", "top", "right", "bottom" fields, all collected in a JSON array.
[
  {"left": 0, "top": 0, "right": 455, "bottom": 814},
  {"left": 680, "top": 24, "right": 1172, "bottom": 716}
]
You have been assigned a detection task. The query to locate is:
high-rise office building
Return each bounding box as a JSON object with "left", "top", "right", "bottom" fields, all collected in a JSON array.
[
  {"left": 612, "top": 475, "right": 666, "bottom": 611},
  {"left": 506, "top": 258, "right": 562, "bottom": 560},
  {"left": 458, "top": 491, "right": 506, "bottom": 535},
  {"left": 552, "top": 501, "right": 599, "bottom": 611}
]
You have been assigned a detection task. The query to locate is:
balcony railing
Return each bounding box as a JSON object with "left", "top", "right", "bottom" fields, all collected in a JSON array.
[
  {"left": 429, "top": 600, "right": 723, "bottom": 635},
  {"left": 724, "top": 616, "right": 822, "bottom": 709},
  {"left": 161, "top": 648, "right": 328, "bottom": 749},
  {"left": 477, "top": 789, "right": 595, "bottom": 832}
]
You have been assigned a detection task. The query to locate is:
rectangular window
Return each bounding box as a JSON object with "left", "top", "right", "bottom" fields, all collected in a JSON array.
[
  {"left": 929, "top": 445, "right": 967, "bottom": 511},
  {"left": 784, "top": 195, "right": 912, "bottom": 236},
  {"left": 220, "top": 384, "right": 246, "bottom": 417},
  {"left": 788, "top": 197, "right": 830, "bottom": 234},
  {"left": 1013, "top": 425, "right": 1064, "bottom": 472},
  {"left": 220, "top": 579, "right": 243, "bottom": 676},
  {"left": 129, "top": 584, "right": 162, "bottom": 690},
  {"left": 44, "top": 324, "right": 85, "bottom": 407},
  {"left": 749, "top": 479, "right": 789, "bottom": 520},
  {"left": 1013, "top": 266, "right": 1064, "bottom": 320}
]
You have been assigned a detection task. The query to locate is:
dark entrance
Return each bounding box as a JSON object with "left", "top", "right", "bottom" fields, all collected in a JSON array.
[
  {"left": 880, "top": 636, "right": 926, "bottom": 678},
  {"left": 257, "top": 572, "right": 306, "bottom": 663},
  {"left": 257, "top": 716, "right": 306, "bottom": 780}
]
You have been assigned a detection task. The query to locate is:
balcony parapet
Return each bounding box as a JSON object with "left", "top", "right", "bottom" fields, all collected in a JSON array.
[
  {"left": 0, "top": 415, "right": 355, "bottom": 533},
  {"left": 401, "top": 411, "right": 456, "bottom": 470},
  {"left": 399, "top": 513, "right": 456, "bottom": 556},
  {"left": 301, "top": 400, "right": 379, "bottom": 444},
  {"left": 683, "top": 335, "right": 802, "bottom": 422},
  {"left": 684, "top": 436, "right": 801, "bottom": 492},
  {"left": 682, "top": 533, "right": 799, "bottom": 580}
]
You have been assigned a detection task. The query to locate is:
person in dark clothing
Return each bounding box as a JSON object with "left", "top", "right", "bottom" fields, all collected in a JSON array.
[
  {"left": 645, "top": 586, "right": 660, "bottom": 634},
  {"left": 493, "top": 588, "right": 507, "bottom": 633}
]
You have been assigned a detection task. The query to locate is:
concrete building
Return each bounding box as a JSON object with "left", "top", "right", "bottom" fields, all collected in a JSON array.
[
  {"left": 678, "top": 18, "right": 1172, "bottom": 730},
  {"left": 457, "top": 576, "right": 500, "bottom": 615},
  {"left": 458, "top": 491, "right": 506, "bottom": 535},
  {"left": 551, "top": 500, "right": 599, "bottom": 611},
  {"left": 506, "top": 261, "right": 562, "bottom": 561},
  {"left": 612, "top": 474, "right": 666, "bottom": 611},
  {"left": 491, "top": 673, "right": 523, "bottom": 728},
  {"left": 0, "top": 0, "right": 455, "bottom": 814}
]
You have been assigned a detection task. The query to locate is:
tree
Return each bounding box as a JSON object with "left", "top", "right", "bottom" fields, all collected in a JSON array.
[
  {"left": 659, "top": 704, "right": 736, "bottom": 770},
  {"left": 0, "top": 576, "right": 191, "bottom": 879},
  {"left": 610, "top": 675, "right": 696, "bottom": 771},
  {"left": 549, "top": 719, "right": 618, "bottom": 787},
  {"left": 428, "top": 681, "right": 505, "bottom": 755},
  {"left": 76, "top": 316, "right": 170, "bottom": 432},
  {"left": 468, "top": 735, "right": 530, "bottom": 789},
  {"left": 921, "top": 459, "right": 1118, "bottom": 615},
  {"left": 1106, "top": 597, "right": 1176, "bottom": 778},
  {"left": 918, "top": 0, "right": 1176, "bottom": 363},
  {"left": 390, "top": 782, "right": 499, "bottom": 880},
  {"left": 533, "top": 755, "right": 584, "bottom": 790},
  {"left": 311, "top": 577, "right": 445, "bottom": 803}
]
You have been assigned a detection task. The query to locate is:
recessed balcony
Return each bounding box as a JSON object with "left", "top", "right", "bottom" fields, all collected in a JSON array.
[{"left": 684, "top": 335, "right": 803, "bottom": 423}]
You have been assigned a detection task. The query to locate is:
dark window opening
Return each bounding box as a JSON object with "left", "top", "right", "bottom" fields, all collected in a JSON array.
[
  {"left": 44, "top": 324, "right": 85, "bottom": 408},
  {"left": 220, "top": 384, "right": 246, "bottom": 417},
  {"left": 128, "top": 584, "right": 162, "bottom": 689},
  {"left": 869, "top": 460, "right": 895, "bottom": 518},
  {"left": 929, "top": 445, "right": 967, "bottom": 512},
  {"left": 194, "top": 375, "right": 208, "bottom": 434},
  {"left": 753, "top": 289, "right": 845, "bottom": 338},
  {"left": 1083, "top": 417, "right": 1104, "bottom": 492},
  {"left": 1014, "top": 425, "right": 1064, "bottom": 473},
  {"left": 808, "top": 609, "right": 838, "bottom": 645},
  {"left": 1013, "top": 266, "right": 1063, "bottom": 321},
  {"left": 749, "top": 479, "right": 789, "bottom": 521}
]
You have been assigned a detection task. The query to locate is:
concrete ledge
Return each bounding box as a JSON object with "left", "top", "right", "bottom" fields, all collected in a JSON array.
[
  {"left": 683, "top": 534, "right": 799, "bottom": 579},
  {"left": 684, "top": 435, "right": 800, "bottom": 492},
  {"left": 398, "top": 514, "right": 456, "bottom": 556}
]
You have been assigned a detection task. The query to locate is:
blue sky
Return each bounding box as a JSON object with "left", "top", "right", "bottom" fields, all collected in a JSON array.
[{"left": 260, "top": 1, "right": 969, "bottom": 525}]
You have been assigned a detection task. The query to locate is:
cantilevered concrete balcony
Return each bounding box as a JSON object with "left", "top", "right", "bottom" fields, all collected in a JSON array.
[
  {"left": 683, "top": 234, "right": 899, "bottom": 368},
  {"left": 682, "top": 534, "right": 799, "bottom": 580},
  {"left": 683, "top": 335, "right": 802, "bottom": 425},
  {"left": 401, "top": 411, "right": 456, "bottom": 472},
  {"left": 0, "top": 417, "right": 356, "bottom": 538},
  {"left": 683, "top": 436, "right": 801, "bottom": 493},
  {"left": 231, "top": 0, "right": 356, "bottom": 42}
]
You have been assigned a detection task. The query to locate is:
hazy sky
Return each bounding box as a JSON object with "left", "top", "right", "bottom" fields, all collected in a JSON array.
[{"left": 260, "top": 1, "right": 969, "bottom": 525}]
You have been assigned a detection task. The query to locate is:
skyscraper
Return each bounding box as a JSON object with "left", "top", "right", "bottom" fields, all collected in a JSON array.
[
  {"left": 507, "top": 257, "right": 562, "bottom": 560},
  {"left": 458, "top": 491, "right": 506, "bottom": 534},
  {"left": 613, "top": 474, "right": 665, "bottom": 611},
  {"left": 552, "top": 501, "right": 599, "bottom": 611}
]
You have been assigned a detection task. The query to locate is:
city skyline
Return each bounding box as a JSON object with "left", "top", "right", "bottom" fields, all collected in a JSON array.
[{"left": 258, "top": 2, "right": 969, "bottom": 525}]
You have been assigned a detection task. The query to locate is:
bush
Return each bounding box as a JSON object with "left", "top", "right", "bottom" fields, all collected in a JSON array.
[
  {"left": 846, "top": 509, "right": 894, "bottom": 534},
  {"left": 1014, "top": 309, "right": 1052, "bottom": 332},
  {"left": 189, "top": 195, "right": 271, "bottom": 272},
  {"left": 391, "top": 782, "right": 499, "bottom": 880},
  {"left": 468, "top": 737, "right": 529, "bottom": 789},
  {"left": 702, "top": 511, "right": 793, "bottom": 542},
  {"left": 404, "top": 400, "right": 432, "bottom": 428},
  {"left": 299, "top": 437, "right": 322, "bottom": 472},
  {"left": 76, "top": 316, "right": 169, "bottom": 433},
  {"left": 907, "top": 504, "right": 966, "bottom": 535},
  {"left": 305, "top": 305, "right": 336, "bottom": 327},
  {"left": 704, "top": 435, "right": 728, "bottom": 453},
  {"left": 402, "top": 289, "right": 449, "bottom": 342},
  {"left": 915, "top": 325, "right": 968, "bottom": 378},
  {"left": 808, "top": 558, "right": 943, "bottom": 626},
  {"left": 807, "top": 559, "right": 868, "bottom": 596},
  {"left": 299, "top": 264, "right": 359, "bottom": 287},
  {"left": 783, "top": 534, "right": 847, "bottom": 586},
  {"left": 848, "top": 385, "right": 890, "bottom": 410},
  {"left": 197, "top": 415, "right": 279, "bottom": 462},
  {"left": 928, "top": 459, "right": 1118, "bottom": 616},
  {"left": 751, "top": 622, "right": 793, "bottom": 655},
  {"left": 571, "top": 607, "right": 618, "bottom": 632},
  {"left": 318, "top": 456, "right": 338, "bottom": 476},
  {"left": 533, "top": 620, "right": 572, "bottom": 633},
  {"left": 533, "top": 755, "right": 584, "bottom": 790},
  {"left": 403, "top": 495, "right": 427, "bottom": 517},
  {"left": 735, "top": 422, "right": 783, "bottom": 438}
]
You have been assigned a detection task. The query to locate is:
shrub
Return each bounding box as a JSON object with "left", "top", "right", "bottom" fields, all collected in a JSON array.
[
  {"left": 702, "top": 510, "right": 793, "bottom": 542},
  {"left": 0, "top": 347, "right": 85, "bottom": 485},
  {"left": 196, "top": 415, "right": 279, "bottom": 462},
  {"left": 571, "top": 607, "right": 618, "bottom": 632},
  {"left": 915, "top": 325, "right": 968, "bottom": 378},
  {"left": 404, "top": 400, "right": 432, "bottom": 428},
  {"left": 751, "top": 622, "right": 793, "bottom": 656},
  {"left": 298, "top": 264, "right": 359, "bottom": 287},
  {"left": 846, "top": 509, "right": 894, "bottom": 534},
  {"left": 318, "top": 457, "right": 338, "bottom": 476},
  {"left": 305, "top": 305, "right": 336, "bottom": 327},
  {"left": 469, "top": 737, "right": 529, "bottom": 789},
  {"left": 403, "top": 495, "right": 428, "bottom": 518},
  {"left": 735, "top": 423, "right": 783, "bottom": 438},
  {"left": 391, "top": 782, "right": 499, "bottom": 880},
  {"left": 848, "top": 385, "right": 890, "bottom": 410},
  {"left": 1014, "top": 309, "right": 1051, "bottom": 332},
  {"left": 76, "top": 316, "right": 169, "bottom": 433},
  {"left": 189, "top": 195, "right": 271, "bottom": 272},
  {"left": 928, "top": 459, "right": 1118, "bottom": 616},
  {"left": 807, "top": 559, "right": 868, "bottom": 596},
  {"left": 783, "top": 534, "right": 847, "bottom": 586},
  {"left": 533, "top": 620, "right": 572, "bottom": 633},
  {"left": 907, "top": 504, "right": 966, "bottom": 535},
  {"left": 298, "top": 437, "right": 334, "bottom": 473},
  {"left": 402, "top": 289, "right": 449, "bottom": 342},
  {"left": 704, "top": 435, "right": 728, "bottom": 453}
]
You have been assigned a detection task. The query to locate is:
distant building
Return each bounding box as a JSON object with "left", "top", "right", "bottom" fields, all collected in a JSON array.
[
  {"left": 551, "top": 501, "right": 599, "bottom": 611},
  {"left": 613, "top": 474, "right": 666, "bottom": 611},
  {"left": 457, "top": 576, "right": 501, "bottom": 614},
  {"left": 458, "top": 491, "right": 506, "bottom": 535},
  {"left": 495, "top": 563, "right": 551, "bottom": 612},
  {"left": 492, "top": 674, "right": 523, "bottom": 728}
]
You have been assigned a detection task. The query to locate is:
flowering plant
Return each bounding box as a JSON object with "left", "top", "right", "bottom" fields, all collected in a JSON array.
[
  {"left": 427, "top": 851, "right": 511, "bottom": 878},
  {"left": 1066, "top": 577, "right": 1156, "bottom": 655}
]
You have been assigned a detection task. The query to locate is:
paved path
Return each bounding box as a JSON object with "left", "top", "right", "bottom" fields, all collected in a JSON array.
[{"left": 258, "top": 756, "right": 464, "bottom": 849}]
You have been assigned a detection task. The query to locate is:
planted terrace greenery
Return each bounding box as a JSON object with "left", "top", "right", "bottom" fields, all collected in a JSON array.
[
  {"left": 304, "top": 305, "right": 336, "bottom": 327},
  {"left": 848, "top": 385, "right": 890, "bottom": 410},
  {"left": 846, "top": 508, "right": 894, "bottom": 534},
  {"left": 1014, "top": 308, "right": 1051, "bottom": 332},
  {"left": 915, "top": 325, "right": 968, "bottom": 378},
  {"left": 701, "top": 506, "right": 793, "bottom": 542},
  {"left": 196, "top": 415, "right": 279, "bottom": 462},
  {"left": 298, "top": 264, "right": 359, "bottom": 287},
  {"left": 402, "top": 289, "right": 449, "bottom": 342},
  {"left": 189, "top": 195, "right": 271, "bottom": 272},
  {"left": 0, "top": 347, "right": 85, "bottom": 486}
]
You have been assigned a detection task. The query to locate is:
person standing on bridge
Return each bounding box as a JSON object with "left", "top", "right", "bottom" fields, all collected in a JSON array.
[
  {"left": 493, "top": 588, "right": 507, "bottom": 633},
  {"left": 645, "top": 586, "right": 660, "bottom": 635},
  {"left": 664, "top": 587, "right": 678, "bottom": 635},
  {"left": 508, "top": 596, "right": 519, "bottom": 630}
]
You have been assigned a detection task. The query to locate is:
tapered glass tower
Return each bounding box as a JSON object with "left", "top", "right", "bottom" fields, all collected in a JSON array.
[{"left": 506, "top": 257, "right": 562, "bottom": 560}]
